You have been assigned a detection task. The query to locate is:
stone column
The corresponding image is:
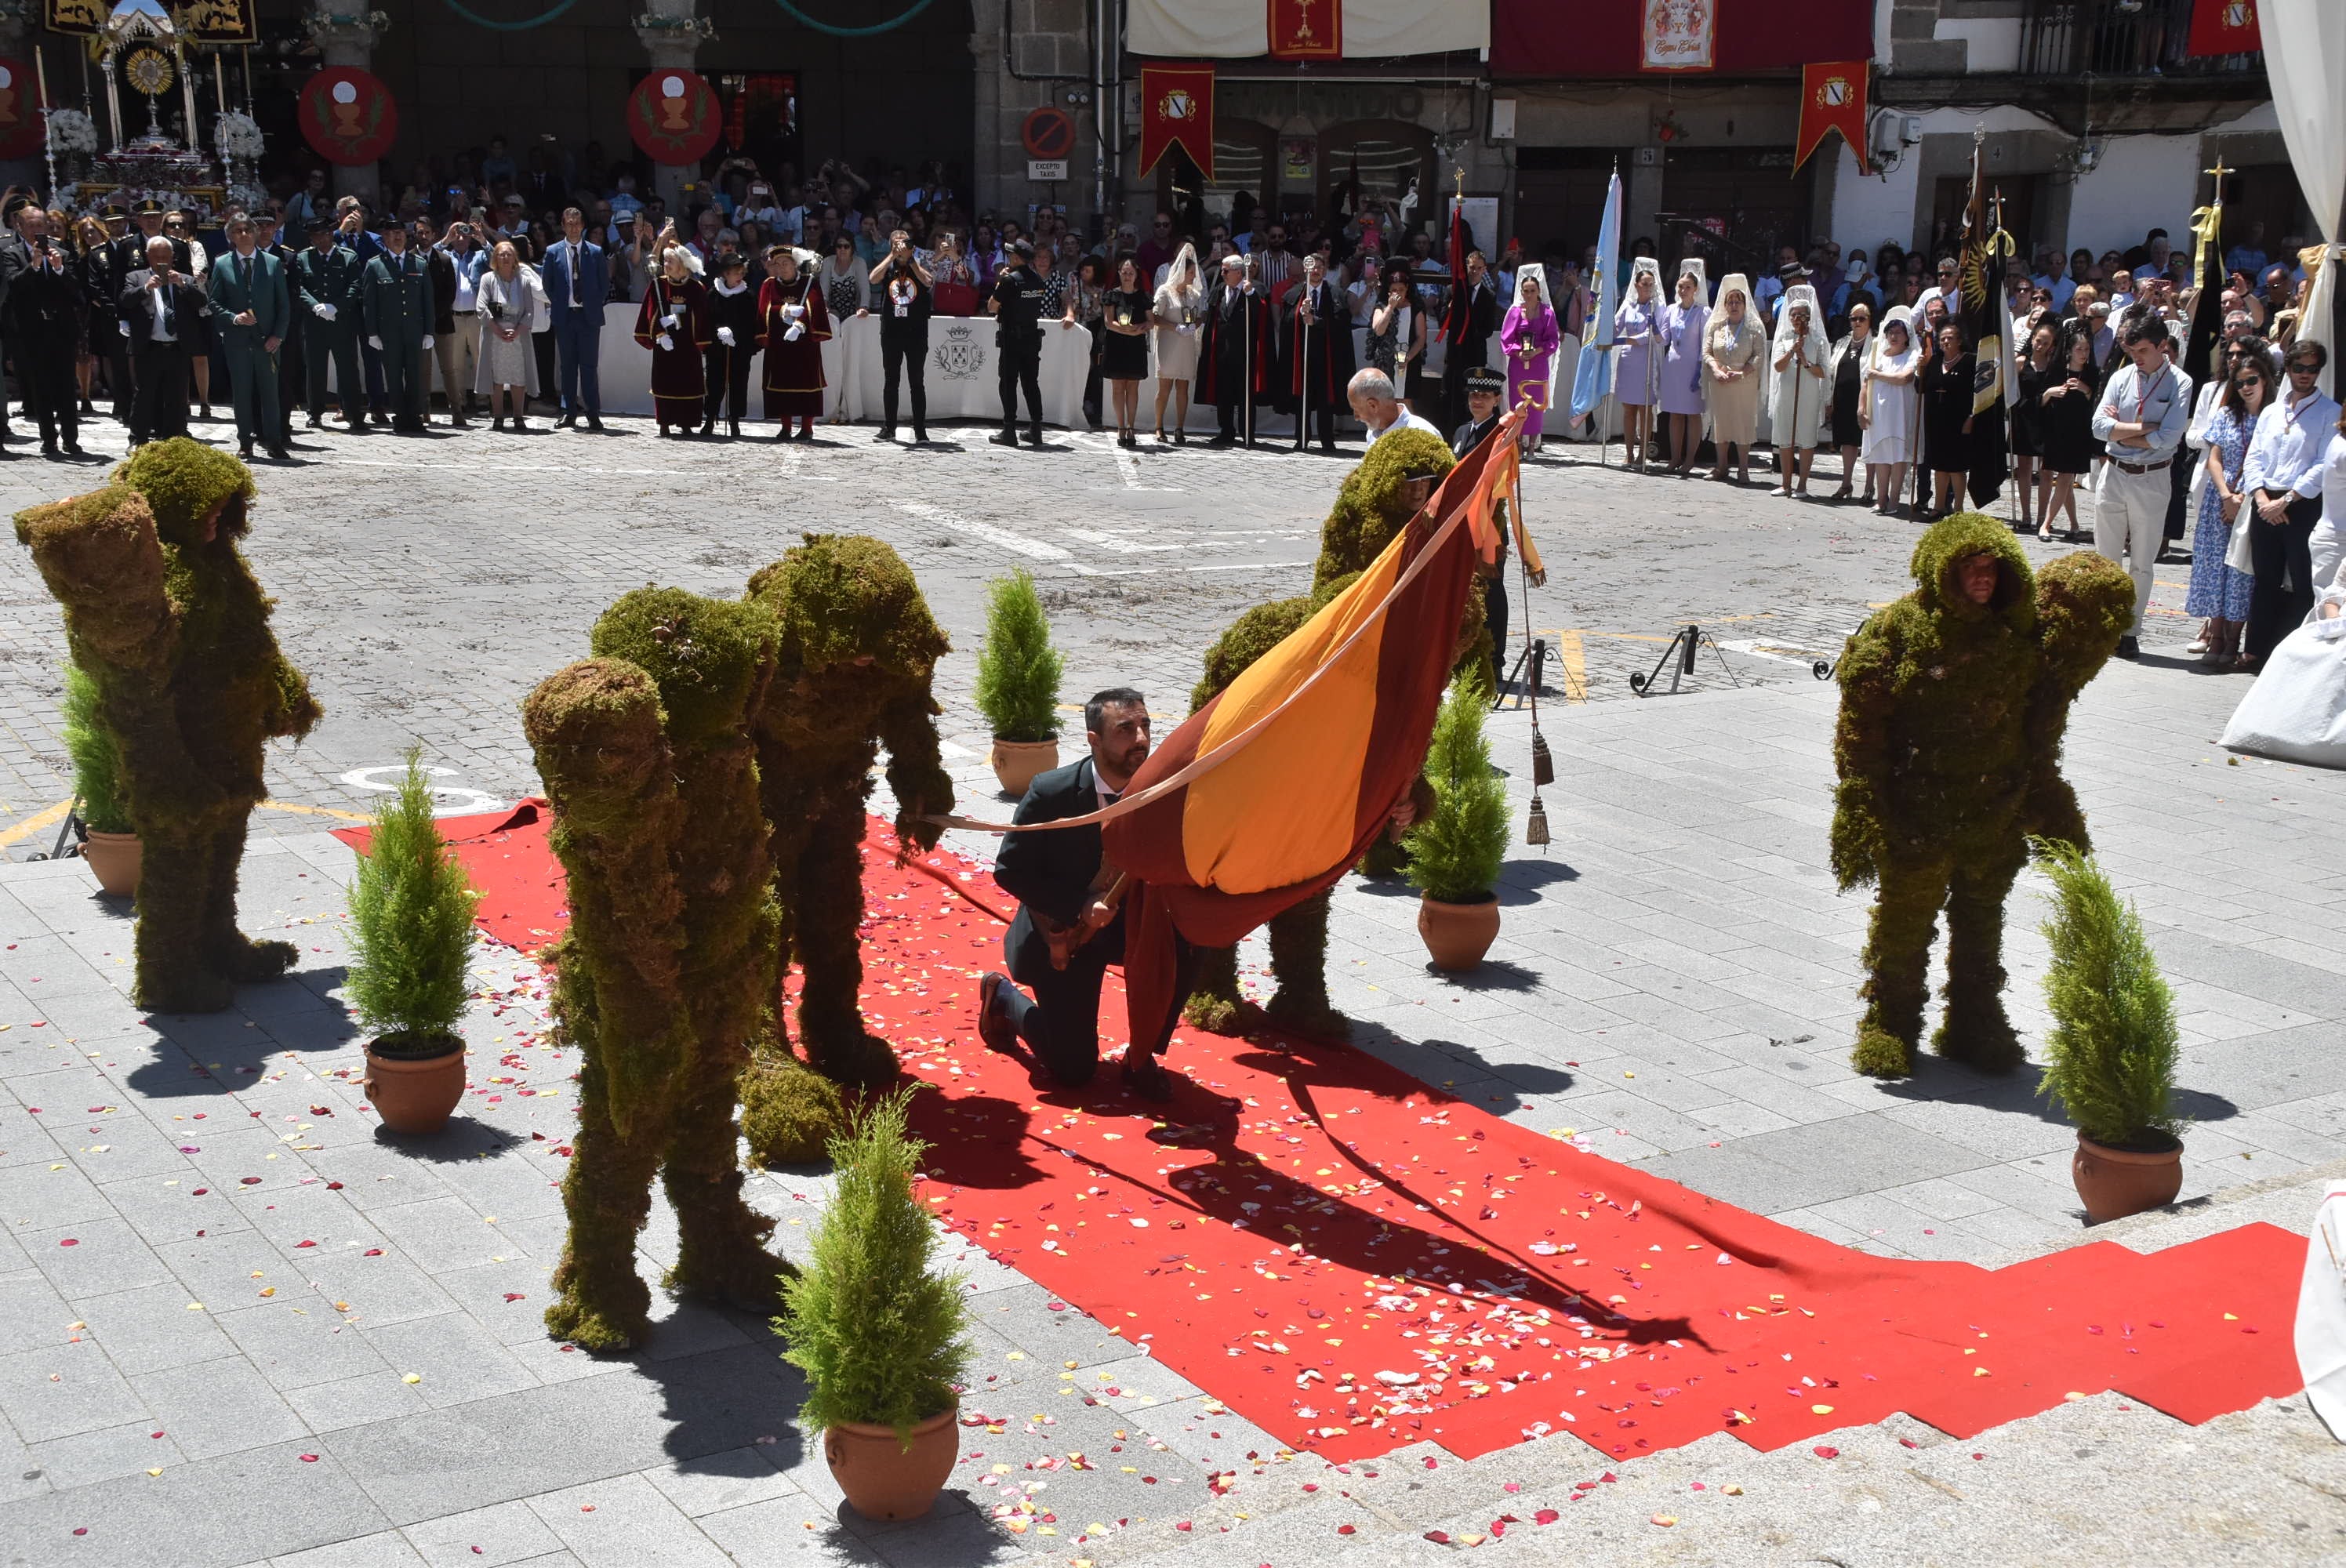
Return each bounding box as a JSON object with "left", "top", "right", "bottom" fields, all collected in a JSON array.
[
  {"left": 634, "top": 0, "right": 713, "bottom": 212},
  {"left": 304, "top": 2, "right": 385, "bottom": 202}
]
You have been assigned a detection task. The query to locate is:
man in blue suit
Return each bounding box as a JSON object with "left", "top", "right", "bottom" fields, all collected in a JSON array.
[
  {"left": 208, "top": 213, "right": 292, "bottom": 460},
  {"left": 542, "top": 205, "right": 608, "bottom": 430}
]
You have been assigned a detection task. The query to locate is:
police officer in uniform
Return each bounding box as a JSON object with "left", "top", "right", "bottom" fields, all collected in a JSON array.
[
  {"left": 292, "top": 214, "right": 363, "bottom": 430},
  {"left": 82, "top": 204, "right": 136, "bottom": 429},
  {"left": 988, "top": 238, "right": 1047, "bottom": 448},
  {"left": 360, "top": 220, "right": 435, "bottom": 433}
]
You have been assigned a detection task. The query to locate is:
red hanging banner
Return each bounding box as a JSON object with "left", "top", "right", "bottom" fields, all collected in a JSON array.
[
  {"left": 1138, "top": 63, "right": 1215, "bottom": 182},
  {"left": 0, "top": 58, "right": 38, "bottom": 161},
  {"left": 627, "top": 69, "right": 722, "bottom": 166},
  {"left": 297, "top": 67, "right": 398, "bottom": 169},
  {"left": 1267, "top": 0, "right": 1342, "bottom": 61},
  {"left": 1793, "top": 60, "right": 1870, "bottom": 176},
  {"left": 2187, "top": 0, "right": 2261, "bottom": 56}
]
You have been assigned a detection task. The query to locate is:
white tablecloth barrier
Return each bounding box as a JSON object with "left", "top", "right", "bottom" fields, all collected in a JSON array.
[
  {"left": 557, "top": 316, "right": 1510, "bottom": 435},
  {"left": 585, "top": 314, "right": 1088, "bottom": 426}
]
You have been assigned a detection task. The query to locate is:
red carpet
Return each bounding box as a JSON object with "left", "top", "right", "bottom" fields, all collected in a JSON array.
[{"left": 343, "top": 808, "right": 2306, "bottom": 1463}]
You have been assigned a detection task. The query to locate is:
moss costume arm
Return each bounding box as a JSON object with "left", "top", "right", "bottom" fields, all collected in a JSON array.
[
  {"left": 880, "top": 686, "right": 953, "bottom": 855},
  {"left": 267, "top": 657, "right": 323, "bottom": 742},
  {"left": 1828, "top": 610, "right": 1901, "bottom": 891},
  {"left": 2031, "top": 551, "right": 2135, "bottom": 704},
  {"left": 522, "top": 658, "right": 692, "bottom": 1139}
]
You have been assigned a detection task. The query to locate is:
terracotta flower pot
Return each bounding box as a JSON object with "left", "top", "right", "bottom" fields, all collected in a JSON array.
[
  {"left": 990, "top": 737, "right": 1059, "bottom": 800},
  {"left": 2072, "top": 1130, "right": 2183, "bottom": 1224},
  {"left": 823, "top": 1403, "right": 958, "bottom": 1520},
  {"left": 1418, "top": 893, "right": 1501, "bottom": 972},
  {"left": 363, "top": 1033, "right": 467, "bottom": 1135},
  {"left": 81, "top": 830, "right": 141, "bottom": 898}
]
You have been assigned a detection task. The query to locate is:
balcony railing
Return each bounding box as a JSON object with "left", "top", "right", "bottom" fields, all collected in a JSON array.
[{"left": 2019, "top": 0, "right": 2260, "bottom": 77}]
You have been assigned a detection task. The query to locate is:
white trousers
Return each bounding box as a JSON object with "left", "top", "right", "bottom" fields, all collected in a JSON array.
[
  {"left": 2310, "top": 515, "right": 2345, "bottom": 593},
  {"left": 2093, "top": 459, "right": 2170, "bottom": 635}
]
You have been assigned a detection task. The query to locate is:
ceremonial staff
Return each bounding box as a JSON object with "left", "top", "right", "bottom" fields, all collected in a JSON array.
[
  {"left": 1241, "top": 252, "right": 1256, "bottom": 449},
  {"left": 1294, "top": 271, "right": 1311, "bottom": 454}
]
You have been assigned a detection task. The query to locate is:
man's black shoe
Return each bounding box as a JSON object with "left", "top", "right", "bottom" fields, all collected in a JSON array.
[
  {"left": 912, "top": 426, "right": 928, "bottom": 444},
  {"left": 1120, "top": 1053, "right": 1175, "bottom": 1102},
  {"left": 876, "top": 426, "right": 895, "bottom": 442},
  {"left": 2117, "top": 636, "right": 2141, "bottom": 660},
  {"left": 41, "top": 438, "right": 58, "bottom": 457},
  {"left": 728, "top": 419, "right": 742, "bottom": 437},
  {"left": 1209, "top": 433, "right": 1237, "bottom": 448},
  {"left": 369, "top": 409, "right": 390, "bottom": 425},
  {"left": 1024, "top": 426, "right": 1044, "bottom": 446},
  {"left": 977, "top": 973, "right": 1019, "bottom": 1056},
  {"left": 236, "top": 440, "right": 252, "bottom": 459},
  {"left": 990, "top": 429, "right": 1020, "bottom": 448},
  {"left": 265, "top": 445, "right": 289, "bottom": 462},
  {"left": 62, "top": 439, "right": 83, "bottom": 458},
  {"left": 585, "top": 414, "right": 605, "bottom": 432},
  {"left": 306, "top": 416, "right": 324, "bottom": 430},
  {"left": 557, "top": 411, "right": 577, "bottom": 428},
  {"left": 699, "top": 418, "right": 716, "bottom": 437}
]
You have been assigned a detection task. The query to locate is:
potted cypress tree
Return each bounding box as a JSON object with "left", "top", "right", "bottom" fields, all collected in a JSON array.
[
  {"left": 60, "top": 662, "right": 140, "bottom": 898},
  {"left": 779, "top": 1086, "right": 973, "bottom": 1521},
  {"left": 1406, "top": 677, "right": 1511, "bottom": 972},
  {"left": 348, "top": 750, "right": 478, "bottom": 1135},
  {"left": 973, "top": 568, "right": 1064, "bottom": 798},
  {"left": 2036, "top": 840, "right": 2186, "bottom": 1223}
]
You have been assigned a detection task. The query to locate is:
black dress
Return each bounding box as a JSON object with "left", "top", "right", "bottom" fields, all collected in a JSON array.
[
  {"left": 2036, "top": 371, "right": 2094, "bottom": 476},
  {"left": 1921, "top": 350, "right": 1973, "bottom": 474},
  {"left": 1101, "top": 288, "right": 1151, "bottom": 381},
  {"left": 1830, "top": 339, "right": 1865, "bottom": 447},
  {"left": 2011, "top": 360, "right": 2055, "bottom": 459}
]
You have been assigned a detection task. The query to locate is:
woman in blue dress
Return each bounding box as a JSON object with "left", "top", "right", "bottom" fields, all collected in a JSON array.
[
  {"left": 1658, "top": 260, "right": 1709, "bottom": 476},
  {"left": 1614, "top": 256, "right": 1664, "bottom": 470},
  {"left": 2187, "top": 347, "right": 2268, "bottom": 667}
]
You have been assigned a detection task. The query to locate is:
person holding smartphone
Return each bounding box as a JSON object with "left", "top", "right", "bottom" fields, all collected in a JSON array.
[{"left": 867, "top": 227, "right": 932, "bottom": 443}]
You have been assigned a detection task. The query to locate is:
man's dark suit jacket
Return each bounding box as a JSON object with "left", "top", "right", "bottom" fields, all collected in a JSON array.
[
  {"left": 119, "top": 270, "right": 208, "bottom": 350},
  {"left": 994, "top": 754, "right": 1124, "bottom": 978}
]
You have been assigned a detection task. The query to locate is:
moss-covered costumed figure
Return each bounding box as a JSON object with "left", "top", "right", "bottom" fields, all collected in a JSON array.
[
  {"left": 742, "top": 535, "right": 954, "bottom": 1098},
  {"left": 13, "top": 440, "right": 321, "bottom": 1013},
  {"left": 1830, "top": 515, "right": 2133, "bottom": 1080},
  {"left": 530, "top": 589, "right": 808, "bottom": 1352},
  {"left": 1182, "top": 427, "right": 1473, "bottom": 1038}
]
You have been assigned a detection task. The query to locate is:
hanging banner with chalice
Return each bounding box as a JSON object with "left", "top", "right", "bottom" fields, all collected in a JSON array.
[
  {"left": 0, "top": 57, "right": 39, "bottom": 161},
  {"left": 177, "top": 0, "right": 256, "bottom": 45},
  {"left": 297, "top": 66, "right": 398, "bottom": 168},
  {"left": 626, "top": 68, "right": 721, "bottom": 165}
]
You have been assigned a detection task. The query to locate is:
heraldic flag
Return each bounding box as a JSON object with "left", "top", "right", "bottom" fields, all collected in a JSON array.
[{"left": 1101, "top": 427, "right": 1529, "bottom": 1051}]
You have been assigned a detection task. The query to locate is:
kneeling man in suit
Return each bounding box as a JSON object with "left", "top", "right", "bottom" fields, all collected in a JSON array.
[{"left": 979, "top": 688, "right": 1189, "bottom": 1102}]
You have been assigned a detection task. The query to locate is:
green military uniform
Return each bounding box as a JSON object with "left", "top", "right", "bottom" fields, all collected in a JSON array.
[
  {"left": 292, "top": 234, "right": 362, "bottom": 428},
  {"left": 361, "top": 245, "right": 434, "bottom": 430},
  {"left": 207, "top": 244, "right": 291, "bottom": 456}
]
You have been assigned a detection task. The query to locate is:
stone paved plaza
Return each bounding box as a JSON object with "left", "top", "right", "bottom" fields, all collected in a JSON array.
[{"left": 0, "top": 411, "right": 2336, "bottom": 1566}]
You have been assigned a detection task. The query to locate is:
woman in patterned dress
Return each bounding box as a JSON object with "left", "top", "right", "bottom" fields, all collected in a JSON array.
[{"left": 2187, "top": 350, "right": 2269, "bottom": 666}]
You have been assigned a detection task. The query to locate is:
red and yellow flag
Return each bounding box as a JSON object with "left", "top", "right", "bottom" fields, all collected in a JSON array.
[
  {"left": 1105, "top": 428, "right": 1521, "bottom": 1049},
  {"left": 1269, "top": 0, "right": 1342, "bottom": 61},
  {"left": 2186, "top": 0, "right": 2260, "bottom": 57},
  {"left": 1794, "top": 61, "right": 1870, "bottom": 176},
  {"left": 1138, "top": 64, "right": 1216, "bottom": 182}
]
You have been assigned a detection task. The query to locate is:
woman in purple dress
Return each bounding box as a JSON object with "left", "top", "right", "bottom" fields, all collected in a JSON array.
[
  {"left": 1658, "top": 261, "right": 1709, "bottom": 476},
  {"left": 1614, "top": 257, "right": 1664, "bottom": 470},
  {"left": 1500, "top": 264, "right": 1560, "bottom": 454}
]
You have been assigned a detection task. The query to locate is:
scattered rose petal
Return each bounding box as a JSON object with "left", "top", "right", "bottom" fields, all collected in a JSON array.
[
  {"left": 299, "top": 1454, "right": 319, "bottom": 1463},
  {"left": 1813, "top": 1446, "right": 1839, "bottom": 1459}
]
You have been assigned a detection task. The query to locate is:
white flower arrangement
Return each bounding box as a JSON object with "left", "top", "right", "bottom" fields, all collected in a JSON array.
[
  {"left": 216, "top": 111, "right": 265, "bottom": 162},
  {"left": 45, "top": 108, "right": 97, "bottom": 156},
  {"left": 229, "top": 180, "right": 268, "bottom": 213}
]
